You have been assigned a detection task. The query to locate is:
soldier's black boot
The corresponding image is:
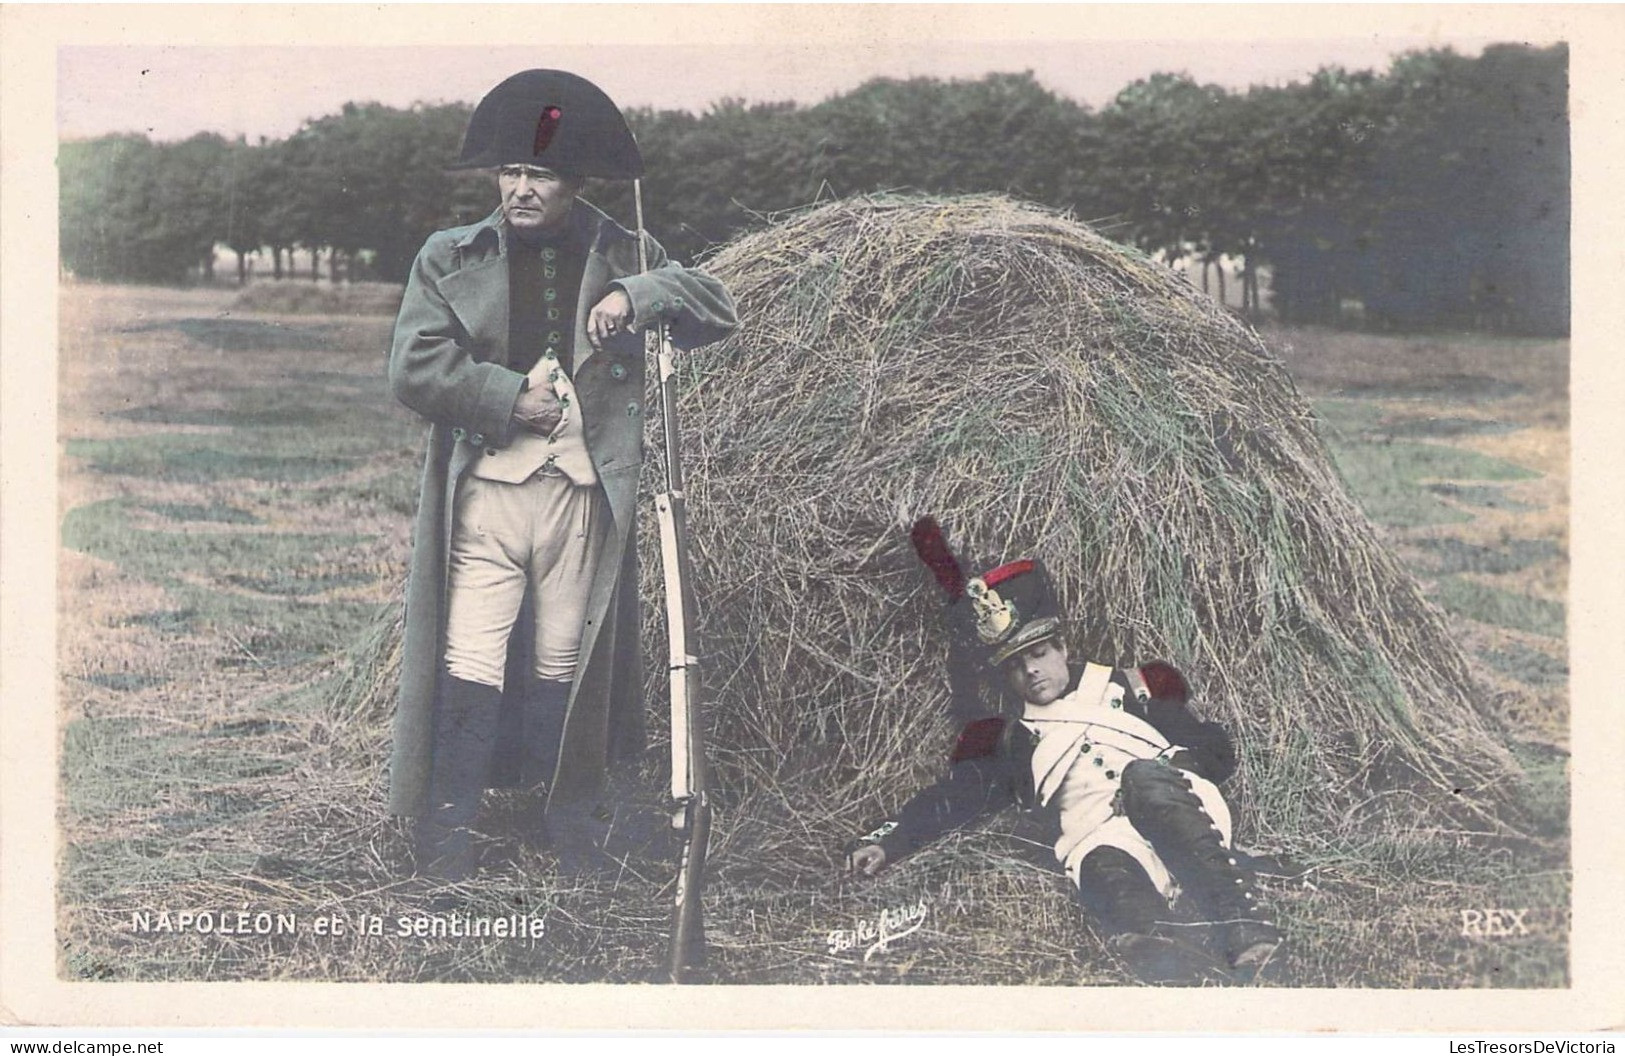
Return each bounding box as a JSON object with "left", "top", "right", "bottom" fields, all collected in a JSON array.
[
  {"left": 416, "top": 675, "right": 504, "bottom": 883},
  {"left": 517, "top": 679, "right": 571, "bottom": 848},
  {"left": 1076, "top": 847, "right": 1212, "bottom": 985},
  {"left": 1118, "top": 759, "right": 1283, "bottom": 978}
]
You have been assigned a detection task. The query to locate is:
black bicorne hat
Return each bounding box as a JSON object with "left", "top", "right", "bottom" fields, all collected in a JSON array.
[{"left": 451, "top": 69, "right": 644, "bottom": 178}]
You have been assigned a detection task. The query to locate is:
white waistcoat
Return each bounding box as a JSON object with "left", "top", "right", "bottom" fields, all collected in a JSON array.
[
  {"left": 470, "top": 351, "right": 598, "bottom": 486},
  {"left": 1023, "top": 663, "right": 1175, "bottom": 870}
]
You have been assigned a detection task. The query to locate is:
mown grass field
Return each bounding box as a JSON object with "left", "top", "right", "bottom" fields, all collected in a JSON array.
[{"left": 56, "top": 279, "right": 1568, "bottom": 987}]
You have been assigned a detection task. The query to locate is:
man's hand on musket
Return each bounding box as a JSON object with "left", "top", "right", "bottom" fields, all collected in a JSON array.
[
  {"left": 513, "top": 382, "right": 564, "bottom": 436},
  {"left": 847, "top": 844, "right": 888, "bottom": 877},
  {"left": 587, "top": 288, "right": 635, "bottom": 351}
]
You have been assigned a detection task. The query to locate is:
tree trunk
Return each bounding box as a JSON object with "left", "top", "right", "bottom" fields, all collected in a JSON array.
[
  {"left": 272, "top": 247, "right": 284, "bottom": 280},
  {"left": 236, "top": 250, "right": 248, "bottom": 286},
  {"left": 1216, "top": 264, "right": 1227, "bottom": 307},
  {"left": 1201, "top": 259, "right": 1210, "bottom": 295},
  {"left": 328, "top": 248, "right": 339, "bottom": 284},
  {"left": 310, "top": 248, "right": 320, "bottom": 281}
]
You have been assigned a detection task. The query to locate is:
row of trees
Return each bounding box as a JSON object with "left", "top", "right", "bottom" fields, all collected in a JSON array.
[{"left": 59, "top": 42, "right": 1568, "bottom": 333}]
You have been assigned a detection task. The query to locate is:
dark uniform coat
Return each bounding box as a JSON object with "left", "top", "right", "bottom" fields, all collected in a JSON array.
[{"left": 387, "top": 201, "right": 737, "bottom": 816}]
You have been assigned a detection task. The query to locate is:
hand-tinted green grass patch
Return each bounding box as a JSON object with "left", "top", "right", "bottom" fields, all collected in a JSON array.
[
  {"left": 61, "top": 834, "right": 262, "bottom": 908},
  {"left": 116, "top": 381, "right": 415, "bottom": 434},
  {"left": 62, "top": 715, "right": 291, "bottom": 822},
  {"left": 225, "top": 569, "right": 375, "bottom": 597},
  {"left": 1412, "top": 537, "right": 1564, "bottom": 576},
  {"left": 1377, "top": 417, "right": 1519, "bottom": 439},
  {"left": 63, "top": 500, "right": 368, "bottom": 581},
  {"left": 283, "top": 369, "right": 379, "bottom": 390},
  {"left": 1432, "top": 576, "right": 1565, "bottom": 638},
  {"left": 127, "top": 608, "right": 199, "bottom": 634},
  {"left": 1313, "top": 398, "right": 1392, "bottom": 436},
  {"left": 141, "top": 502, "right": 261, "bottom": 525},
  {"left": 120, "top": 316, "right": 353, "bottom": 354},
  {"left": 67, "top": 435, "right": 355, "bottom": 484},
  {"left": 1508, "top": 741, "right": 1570, "bottom": 838},
  {"left": 1482, "top": 643, "right": 1568, "bottom": 687},
  {"left": 62, "top": 500, "right": 382, "bottom": 663},
  {"left": 79, "top": 672, "right": 168, "bottom": 693},
  {"left": 1323, "top": 439, "right": 1537, "bottom": 528},
  {"left": 1331, "top": 374, "right": 1524, "bottom": 401},
  {"left": 290, "top": 465, "right": 422, "bottom": 519},
  {"left": 1424, "top": 483, "right": 1533, "bottom": 512}
]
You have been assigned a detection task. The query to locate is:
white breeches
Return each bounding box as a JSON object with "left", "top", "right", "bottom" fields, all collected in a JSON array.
[
  {"left": 1061, "top": 771, "right": 1233, "bottom": 901},
  {"left": 442, "top": 472, "right": 609, "bottom": 689}
]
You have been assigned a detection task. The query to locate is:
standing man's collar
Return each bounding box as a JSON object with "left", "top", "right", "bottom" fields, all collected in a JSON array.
[{"left": 454, "top": 202, "right": 606, "bottom": 256}]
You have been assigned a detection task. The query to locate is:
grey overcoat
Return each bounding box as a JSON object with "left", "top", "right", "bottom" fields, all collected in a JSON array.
[{"left": 386, "top": 201, "right": 738, "bottom": 816}]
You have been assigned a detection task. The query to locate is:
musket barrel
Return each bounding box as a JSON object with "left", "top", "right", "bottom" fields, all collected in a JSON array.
[{"left": 638, "top": 175, "right": 712, "bottom": 982}]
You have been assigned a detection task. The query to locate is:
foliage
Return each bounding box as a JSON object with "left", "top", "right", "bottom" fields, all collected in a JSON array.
[{"left": 57, "top": 46, "right": 1568, "bottom": 333}]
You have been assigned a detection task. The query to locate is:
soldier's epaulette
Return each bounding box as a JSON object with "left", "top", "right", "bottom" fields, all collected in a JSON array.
[
  {"left": 1126, "top": 660, "right": 1190, "bottom": 703},
  {"left": 950, "top": 715, "right": 1007, "bottom": 763}
]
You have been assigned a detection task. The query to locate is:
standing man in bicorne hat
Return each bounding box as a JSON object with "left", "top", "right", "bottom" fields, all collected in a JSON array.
[
  {"left": 387, "top": 70, "right": 737, "bottom": 881},
  {"left": 846, "top": 521, "right": 1284, "bottom": 982}
]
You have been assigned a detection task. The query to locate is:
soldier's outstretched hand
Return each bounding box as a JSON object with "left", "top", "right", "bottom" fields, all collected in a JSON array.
[{"left": 847, "top": 844, "right": 888, "bottom": 877}]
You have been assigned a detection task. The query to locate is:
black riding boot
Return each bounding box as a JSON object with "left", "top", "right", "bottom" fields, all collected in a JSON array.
[
  {"left": 416, "top": 674, "right": 504, "bottom": 883},
  {"left": 521, "top": 678, "right": 571, "bottom": 788},
  {"left": 1118, "top": 758, "right": 1282, "bottom": 975},
  {"left": 516, "top": 678, "right": 571, "bottom": 849}
]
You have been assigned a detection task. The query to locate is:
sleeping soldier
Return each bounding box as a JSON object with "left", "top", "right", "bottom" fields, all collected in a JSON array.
[{"left": 845, "top": 522, "right": 1284, "bottom": 983}]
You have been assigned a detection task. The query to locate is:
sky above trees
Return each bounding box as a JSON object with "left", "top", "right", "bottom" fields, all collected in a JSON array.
[{"left": 57, "top": 32, "right": 1536, "bottom": 144}]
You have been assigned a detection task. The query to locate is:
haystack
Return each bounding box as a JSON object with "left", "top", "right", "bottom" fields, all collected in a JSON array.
[
  {"left": 331, "top": 192, "right": 1524, "bottom": 855},
  {"left": 639, "top": 194, "right": 1522, "bottom": 848}
]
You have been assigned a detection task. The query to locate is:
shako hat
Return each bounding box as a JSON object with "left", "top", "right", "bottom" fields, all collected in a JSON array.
[
  {"left": 451, "top": 69, "right": 644, "bottom": 178},
  {"left": 965, "top": 559, "right": 1064, "bottom": 665},
  {"left": 910, "top": 518, "right": 1065, "bottom": 666}
]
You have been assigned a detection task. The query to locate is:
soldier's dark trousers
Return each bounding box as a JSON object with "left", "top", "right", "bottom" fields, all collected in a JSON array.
[
  {"left": 1118, "top": 758, "right": 1280, "bottom": 967},
  {"left": 1074, "top": 846, "right": 1169, "bottom": 938},
  {"left": 1075, "top": 846, "right": 1214, "bottom": 983},
  {"left": 416, "top": 674, "right": 504, "bottom": 882}
]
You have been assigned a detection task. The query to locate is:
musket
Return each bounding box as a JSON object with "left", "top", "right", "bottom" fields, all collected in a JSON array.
[{"left": 634, "top": 179, "right": 713, "bottom": 983}]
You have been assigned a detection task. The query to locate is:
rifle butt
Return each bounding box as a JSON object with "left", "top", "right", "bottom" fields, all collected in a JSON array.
[{"left": 667, "top": 791, "right": 712, "bottom": 983}]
